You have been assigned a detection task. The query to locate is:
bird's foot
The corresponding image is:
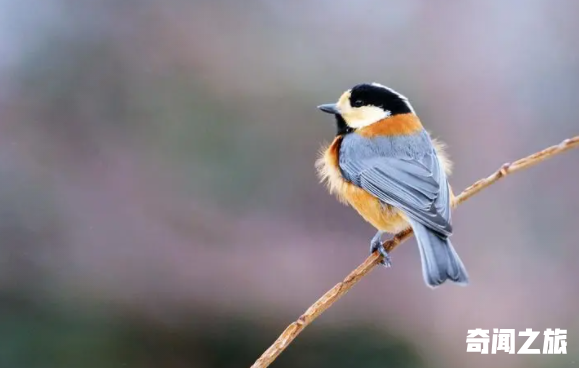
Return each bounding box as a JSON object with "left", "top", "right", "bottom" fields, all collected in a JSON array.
[{"left": 370, "top": 231, "right": 392, "bottom": 267}]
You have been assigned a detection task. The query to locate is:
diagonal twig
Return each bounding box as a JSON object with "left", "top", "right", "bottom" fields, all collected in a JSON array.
[{"left": 250, "top": 135, "right": 579, "bottom": 368}]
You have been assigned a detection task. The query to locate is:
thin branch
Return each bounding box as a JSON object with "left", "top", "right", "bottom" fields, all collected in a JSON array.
[{"left": 250, "top": 135, "right": 579, "bottom": 368}]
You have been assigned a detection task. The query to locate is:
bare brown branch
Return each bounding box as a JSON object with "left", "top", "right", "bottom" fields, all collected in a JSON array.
[{"left": 250, "top": 135, "right": 579, "bottom": 368}]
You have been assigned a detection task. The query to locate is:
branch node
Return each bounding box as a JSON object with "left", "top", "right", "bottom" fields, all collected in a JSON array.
[{"left": 499, "top": 163, "right": 511, "bottom": 177}]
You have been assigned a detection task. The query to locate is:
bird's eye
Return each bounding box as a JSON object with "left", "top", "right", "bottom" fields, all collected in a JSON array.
[{"left": 353, "top": 99, "right": 363, "bottom": 107}]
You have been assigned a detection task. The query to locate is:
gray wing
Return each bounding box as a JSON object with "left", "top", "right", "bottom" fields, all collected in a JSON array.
[{"left": 341, "top": 150, "right": 452, "bottom": 236}]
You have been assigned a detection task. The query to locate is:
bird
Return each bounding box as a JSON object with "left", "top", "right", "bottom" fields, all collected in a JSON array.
[{"left": 315, "top": 82, "right": 468, "bottom": 288}]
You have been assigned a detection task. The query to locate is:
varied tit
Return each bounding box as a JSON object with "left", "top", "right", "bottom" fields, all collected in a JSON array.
[{"left": 316, "top": 83, "right": 468, "bottom": 288}]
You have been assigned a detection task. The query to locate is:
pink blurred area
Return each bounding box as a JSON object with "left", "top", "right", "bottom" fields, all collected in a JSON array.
[{"left": 0, "top": 1, "right": 578, "bottom": 367}]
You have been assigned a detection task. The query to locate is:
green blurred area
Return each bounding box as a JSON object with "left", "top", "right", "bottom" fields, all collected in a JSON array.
[{"left": 0, "top": 293, "right": 424, "bottom": 368}]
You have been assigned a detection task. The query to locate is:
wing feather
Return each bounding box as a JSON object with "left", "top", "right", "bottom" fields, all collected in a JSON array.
[{"left": 341, "top": 149, "right": 452, "bottom": 236}]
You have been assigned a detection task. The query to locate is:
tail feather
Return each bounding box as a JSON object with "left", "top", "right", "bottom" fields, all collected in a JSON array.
[{"left": 408, "top": 219, "right": 469, "bottom": 288}]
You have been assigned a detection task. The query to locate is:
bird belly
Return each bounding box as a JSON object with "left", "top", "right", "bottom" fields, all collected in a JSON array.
[{"left": 342, "top": 186, "right": 410, "bottom": 233}]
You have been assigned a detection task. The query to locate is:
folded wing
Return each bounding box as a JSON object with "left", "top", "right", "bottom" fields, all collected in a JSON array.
[{"left": 341, "top": 151, "right": 452, "bottom": 236}]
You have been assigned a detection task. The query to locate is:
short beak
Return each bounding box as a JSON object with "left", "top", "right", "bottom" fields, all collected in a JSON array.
[{"left": 317, "top": 103, "right": 340, "bottom": 114}]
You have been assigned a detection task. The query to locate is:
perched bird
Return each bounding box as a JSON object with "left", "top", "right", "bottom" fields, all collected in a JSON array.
[{"left": 316, "top": 83, "right": 468, "bottom": 288}]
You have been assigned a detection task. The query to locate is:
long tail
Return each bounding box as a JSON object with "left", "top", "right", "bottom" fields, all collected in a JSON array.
[{"left": 408, "top": 219, "right": 469, "bottom": 288}]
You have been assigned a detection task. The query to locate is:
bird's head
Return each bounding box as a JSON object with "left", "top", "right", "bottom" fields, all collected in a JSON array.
[{"left": 317, "top": 83, "right": 415, "bottom": 135}]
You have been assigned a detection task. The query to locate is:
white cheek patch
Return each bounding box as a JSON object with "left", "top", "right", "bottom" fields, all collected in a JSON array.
[{"left": 345, "top": 105, "right": 391, "bottom": 129}]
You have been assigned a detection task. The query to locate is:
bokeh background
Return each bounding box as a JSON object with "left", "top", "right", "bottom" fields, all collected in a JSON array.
[{"left": 1, "top": 1, "right": 578, "bottom": 367}]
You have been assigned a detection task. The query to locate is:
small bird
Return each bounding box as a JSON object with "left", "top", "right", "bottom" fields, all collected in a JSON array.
[{"left": 316, "top": 83, "right": 468, "bottom": 288}]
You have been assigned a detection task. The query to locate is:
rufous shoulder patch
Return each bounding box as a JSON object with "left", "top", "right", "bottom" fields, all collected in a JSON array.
[{"left": 356, "top": 113, "right": 423, "bottom": 138}]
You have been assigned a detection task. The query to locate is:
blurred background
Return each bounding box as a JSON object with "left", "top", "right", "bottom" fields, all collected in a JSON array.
[{"left": 0, "top": 1, "right": 578, "bottom": 367}]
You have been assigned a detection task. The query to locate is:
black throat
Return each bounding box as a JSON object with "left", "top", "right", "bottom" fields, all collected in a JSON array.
[{"left": 335, "top": 114, "right": 353, "bottom": 136}]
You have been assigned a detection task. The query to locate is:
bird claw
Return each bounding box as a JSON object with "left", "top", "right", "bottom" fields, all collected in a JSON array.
[{"left": 370, "top": 231, "right": 392, "bottom": 268}]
